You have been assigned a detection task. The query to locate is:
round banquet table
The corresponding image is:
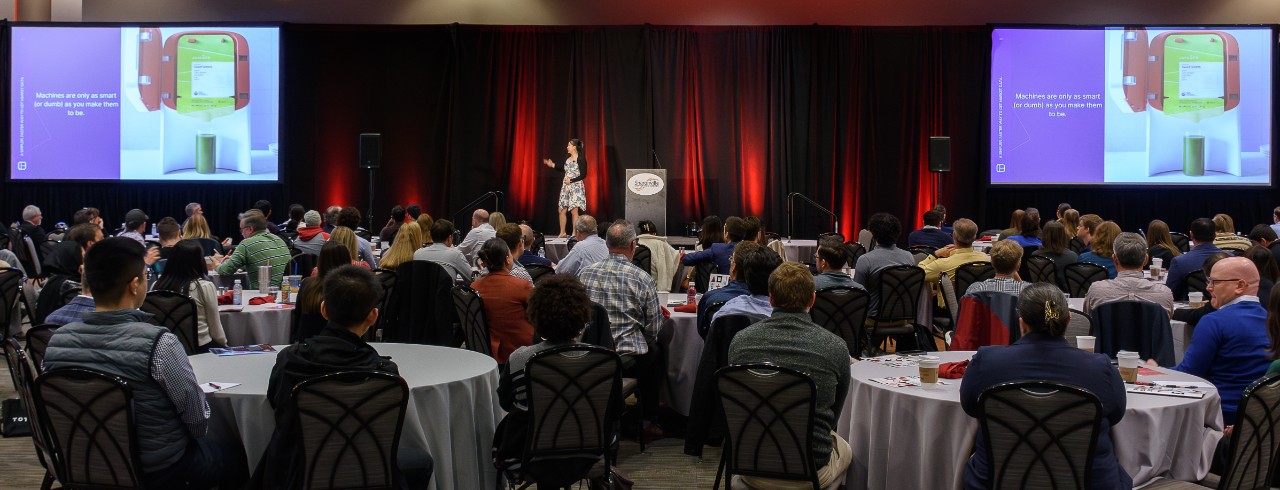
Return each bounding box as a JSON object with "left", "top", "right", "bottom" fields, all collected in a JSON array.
[
  {"left": 191, "top": 343, "right": 504, "bottom": 490},
  {"left": 218, "top": 304, "right": 293, "bottom": 346},
  {"left": 662, "top": 293, "right": 703, "bottom": 416},
  {"left": 836, "top": 351, "right": 1223, "bottom": 490}
]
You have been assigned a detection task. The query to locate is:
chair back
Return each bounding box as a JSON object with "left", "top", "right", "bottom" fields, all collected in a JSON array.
[
  {"left": 0, "top": 267, "right": 23, "bottom": 336},
  {"left": 25, "top": 323, "right": 60, "bottom": 373},
  {"left": 632, "top": 244, "right": 653, "bottom": 276},
  {"left": 1218, "top": 373, "right": 1280, "bottom": 490},
  {"left": 1064, "top": 309, "right": 1093, "bottom": 348},
  {"left": 293, "top": 371, "right": 409, "bottom": 490},
  {"left": 695, "top": 261, "right": 718, "bottom": 294},
  {"left": 1021, "top": 245, "right": 1040, "bottom": 256},
  {"left": 1021, "top": 255, "right": 1056, "bottom": 285},
  {"left": 289, "top": 253, "right": 317, "bottom": 277},
  {"left": 977, "top": 381, "right": 1102, "bottom": 490},
  {"left": 810, "top": 287, "right": 870, "bottom": 358},
  {"left": 7, "top": 337, "right": 57, "bottom": 477},
  {"left": 908, "top": 245, "right": 938, "bottom": 257},
  {"left": 1068, "top": 237, "right": 1086, "bottom": 254},
  {"left": 18, "top": 236, "right": 43, "bottom": 278},
  {"left": 524, "top": 346, "right": 620, "bottom": 463},
  {"left": 939, "top": 272, "right": 961, "bottom": 328},
  {"left": 1062, "top": 263, "right": 1108, "bottom": 298},
  {"left": 580, "top": 302, "right": 616, "bottom": 350},
  {"left": 140, "top": 290, "right": 200, "bottom": 354},
  {"left": 565, "top": 236, "right": 578, "bottom": 252},
  {"left": 873, "top": 265, "right": 925, "bottom": 321},
  {"left": 389, "top": 261, "right": 456, "bottom": 346},
  {"left": 372, "top": 269, "right": 397, "bottom": 339},
  {"left": 1170, "top": 232, "right": 1191, "bottom": 253},
  {"left": 531, "top": 232, "right": 547, "bottom": 257},
  {"left": 35, "top": 368, "right": 145, "bottom": 489},
  {"left": 955, "top": 262, "right": 995, "bottom": 297},
  {"left": 452, "top": 286, "right": 492, "bottom": 358},
  {"left": 525, "top": 264, "right": 555, "bottom": 286},
  {"left": 844, "top": 242, "right": 867, "bottom": 268},
  {"left": 716, "top": 363, "right": 820, "bottom": 489},
  {"left": 1091, "top": 301, "right": 1175, "bottom": 366},
  {"left": 951, "top": 291, "right": 1022, "bottom": 350},
  {"left": 1185, "top": 269, "right": 1209, "bottom": 298}
]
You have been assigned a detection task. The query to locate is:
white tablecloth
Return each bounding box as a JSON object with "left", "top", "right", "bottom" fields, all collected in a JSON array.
[
  {"left": 837, "top": 350, "right": 1223, "bottom": 490},
  {"left": 780, "top": 239, "right": 818, "bottom": 263},
  {"left": 662, "top": 293, "right": 703, "bottom": 416},
  {"left": 191, "top": 343, "right": 503, "bottom": 490},
  {"left": 218, "top": 304, "right": 293, "bottom": 345}
]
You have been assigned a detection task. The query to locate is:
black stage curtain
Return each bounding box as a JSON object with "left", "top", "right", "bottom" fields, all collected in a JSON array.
[{"left": 1, "top": 24, "right": 1269, "bottom": 242}]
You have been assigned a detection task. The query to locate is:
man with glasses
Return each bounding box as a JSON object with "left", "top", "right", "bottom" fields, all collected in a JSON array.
[
  {"left": 213, "top": 209, "right": 291, "bottom": 289},
  {"left": 1163, "top": 256, "right": 1269, "bottom": 425}
]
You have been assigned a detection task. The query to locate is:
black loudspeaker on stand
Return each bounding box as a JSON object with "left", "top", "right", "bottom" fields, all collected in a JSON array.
[
  {"left": 360, "top": 133, "right": 382, "bottom": 231},
  {"left": 928, "top": 136, "right": 950, "bottom": 209}
]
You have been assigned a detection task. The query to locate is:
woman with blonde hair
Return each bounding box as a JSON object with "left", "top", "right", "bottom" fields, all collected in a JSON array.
[
  {"left": 1146, "top": 219, "right": 1182, "bottom": 264},
  {"left": 180, "top": 214, "right": 224, "bottom": 256},
  {"left": 489, "top": 212, "right": 508, "bottom": 230},
  {"left": 324, "top": 226, "right": 372, "bottom": 272},
  {"left": 379, "top": 222, "right": 422, "bottom": 271},
  {"left": 417, "top": 213, "right": 434, "bottom": 246},
  {"left": 1060, "top": 209, "right": 1080, "bottom": 239},
  {"left": 1079, "top": 221, "right": 1120, "bottom": 278},
  {"left": 1213, "top": 213, "right": 1252, "bottom": 253}
]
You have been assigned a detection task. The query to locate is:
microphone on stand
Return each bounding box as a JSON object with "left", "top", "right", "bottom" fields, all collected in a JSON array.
[{"left": 651, "top": 149, "right": 663, "bottom": 169}]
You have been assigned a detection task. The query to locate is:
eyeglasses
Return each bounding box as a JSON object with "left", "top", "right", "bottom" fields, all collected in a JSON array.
[{"left": 1206, "top": 278, "right": 1244, "bottom": 288}]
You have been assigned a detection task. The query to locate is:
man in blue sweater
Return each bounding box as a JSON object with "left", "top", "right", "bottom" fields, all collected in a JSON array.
[
  {"left": 1166, "top": 257, "right": 1270, "bottom": 425},
  {"left": 682, "top": 216, "right": 746, "bottom": 275}
]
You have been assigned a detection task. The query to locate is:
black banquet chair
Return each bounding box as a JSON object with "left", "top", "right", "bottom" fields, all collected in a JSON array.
[
  {"left": 867, "top": 265, "right": 929, "bottom": 354},
  {"left": 632, "top": 244, "right": 653, "bottom": 277},
  {"left": 452, "top": 285, "right": 492, "bottom": 358},
  {"left": 525, "top": 264, "right": 555, "bottom": 286},
  {"left": 1020, "top": 255, "right": 1056, "bottom": 285},
  {"left": 1185, "top": 270, "right": 1209, "bottom": 299},
  {"left": 140, "top": 290, "right": 200, "bottom": 354},
  {"left": 1062, "top": 262, "right": 1108, "bottom": 299},
  {"left": 954, "top": 261, "right": 995, "bottom": 298},
  {"left": 976, "top": 381, "right": 1103, "bottom": 490},
  {"left": 694, "top": 261, "right": 719, "bottom": 295},
  {"left": 810, "top": 286, "right": 870, "bottom": 359},
  {"left": 24, "top": 323, "right": 60, "bottom": 373},
  {"left": 6, "top": 337, "right": 57, "bottom": 489},
  {"left": 714, "top": 363, "right": 821, "bottom": 490},
  {"left": 0, "top": 267, "right": 25, "bottom": 337},
  {"left": 35, "top": 368, "right": 147, "bottom": 489}
]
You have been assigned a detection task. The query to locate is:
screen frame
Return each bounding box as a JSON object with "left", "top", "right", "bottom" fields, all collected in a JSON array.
[
  {"left": 5, "top": 21, "right": 284, "bottom": 184},
  {"left": 984, "top": 23, "right": 1279, "bottom": 189}
]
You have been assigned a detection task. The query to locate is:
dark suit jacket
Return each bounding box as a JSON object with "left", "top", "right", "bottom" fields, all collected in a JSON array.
[
  {"left": 907, "top": 228, "right": 953, "bottom": 249},
  {"left": 959, "top": 332, "right": 1131, "bottom": 490},
  {"left": 682, "top": 241, "right": 737, "bottom": 275},
  {"left": 1166, "top": 243, "right": 1223, "bottom": 300}
]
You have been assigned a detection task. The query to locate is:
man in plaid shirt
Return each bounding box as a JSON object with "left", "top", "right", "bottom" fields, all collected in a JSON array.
[{"left": 577, "top": 219, "right": 666, "bottom": 437}]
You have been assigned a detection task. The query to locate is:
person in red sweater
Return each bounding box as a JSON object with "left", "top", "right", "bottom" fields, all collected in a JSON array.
[{"left": 470, "top": 237, "right": 535, "bottom": 364}]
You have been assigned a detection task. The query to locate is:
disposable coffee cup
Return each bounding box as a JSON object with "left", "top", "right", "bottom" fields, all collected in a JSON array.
[
  {"left": 1077, "top": 335, "right": 1096, "bottom": 353},
  {"left": 918, "top": 356, "right": 941, "bottom": 388},
  {"left": 1188, "top": 292, "right": 1204, "bottom": 308},
  {"left": 1152, "top": 258, "right": 1163, "bottom": 269},
  {"left": 1150, "top": 266, "right": 1162, "bottom": 281},
  {"left": 1118, "top": 351, "right": 1141, "bottom": 383}
]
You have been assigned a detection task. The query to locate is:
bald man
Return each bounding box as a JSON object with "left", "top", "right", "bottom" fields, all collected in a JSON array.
[
  {"left": 516, "top": 224, "right": 552, "bottom": 267},
  {"left": 1167, "top": 257, "right": 1270, "bottom": 425},
  {"left": 458, "top": 208, "right": 496, "bottom": 265}
]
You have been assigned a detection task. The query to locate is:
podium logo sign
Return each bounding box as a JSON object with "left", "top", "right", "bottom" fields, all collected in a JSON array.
[{"left": 628, "top": 172, "right": 665, "bottom": 196}]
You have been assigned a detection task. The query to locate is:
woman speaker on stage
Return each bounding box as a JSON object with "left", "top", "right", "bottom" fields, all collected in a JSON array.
[{"left": 542, "top": 138, "right": 588, "bottom": 237}]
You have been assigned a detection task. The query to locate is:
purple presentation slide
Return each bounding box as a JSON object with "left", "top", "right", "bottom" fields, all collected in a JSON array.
[
  {"left": 990, "top": 27, "right": 1272, "bottom": 186},
  {"left": 10, "top": 25, "right": 280, "bottom": 182}
]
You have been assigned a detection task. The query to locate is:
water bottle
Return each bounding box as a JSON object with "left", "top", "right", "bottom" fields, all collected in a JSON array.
[
  {"left": 537, "top": 247, "right": 545, "bottom": 258},
  {"left": 150, "top": 223, "right": 157, "bottom": 236},
  {"left": 233, "top": 279, "right": 243, "bottom": 306},
  {"left": 687, "top": 285, "right": 697, "bottom": 306}
]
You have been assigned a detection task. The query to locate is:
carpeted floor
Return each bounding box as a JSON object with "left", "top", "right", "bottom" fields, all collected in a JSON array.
[{"left": 0, "top": 362, "right": 722, "bottom": 489}]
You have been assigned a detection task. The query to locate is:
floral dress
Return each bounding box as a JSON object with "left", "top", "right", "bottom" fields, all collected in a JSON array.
[{"left": 557, "top": 158, "right": 587, "bottom": 210}]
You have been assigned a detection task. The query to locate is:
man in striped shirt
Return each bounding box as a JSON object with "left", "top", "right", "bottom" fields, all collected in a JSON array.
[
  {"left": 964, "top": 239, "right": 1030, "bottom": 297},
  {"left": 214, "top": 209, "right": 290, "bottom": 289}
]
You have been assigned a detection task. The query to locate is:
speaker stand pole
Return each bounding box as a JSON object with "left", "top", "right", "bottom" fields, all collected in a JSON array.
[
  {"left": 934, "top": 171, "right": 941, "bottom": 209},
  {"left": 367, "top": 168, "right": 376, "bottom": 233}
]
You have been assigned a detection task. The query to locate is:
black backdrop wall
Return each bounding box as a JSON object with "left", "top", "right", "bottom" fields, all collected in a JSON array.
[{"left": 1, "top": 23, "right": 1275, "bottom": 241}]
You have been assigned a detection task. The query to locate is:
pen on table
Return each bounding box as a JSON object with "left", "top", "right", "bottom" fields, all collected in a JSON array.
[{"left": 209, "top": 383, "right": 222, "bottom": 390}]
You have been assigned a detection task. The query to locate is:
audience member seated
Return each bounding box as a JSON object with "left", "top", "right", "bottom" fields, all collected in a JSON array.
[
  {"left": 1212, "top": 213, "right": 1252, "bottom": 253},
  {"left": 855, "top": 213, "right": 917, "bottom": 316},
  {"left": 1076, "top": 213, "right": 1103, "bottom": 252},
  {"left": 379, "top": 205, "right": 406, "bottom": 245},
  {"left": 516, "top": 224, "right": 553, "bottom": 268},
  {"left": 253, "top": 200, "right": 283, "bottom": 235},
  {"left": 1060, "top": 208, "right": 1080, "bottom": 239},
  {"left": 377, "top": 222, "right": 422, "bottom": 272},
  {"left": 45, "top": 276, "right": 94, "bottom": 326},
  {"left": 697, "top": 241, "right": 758, "bottom": 338},
  {"left": 682, "top": 216, "right": 747, "bottom": 275},
  {"left": 322, "top": 205, "right": 341, "bottom": 233},
  {"left": 728, "top": 262, "right": 852, "bottom": 489},
  {"left": 1249, "top": 224, "right": 1280, "bottom": 266},
  {"left": 492, "top": 223, "right": 534, "bottom": 283},
  {"left": 964, "top": 239, "right": 1029, "bottom": 296},
  {"left": 1167, "top": 218, "right": 1224, "bottom": 300},
  {"left": 414, "top": 219, "right": 474, "bottom": 284},
  {"left": 1004, "top": 207, "right": 1043, "bottom": 249},
  {"left": 471, "top": 238, "right": 535, "bottom": 364},
  {"left": 18, "top": 204, "right": 49, "bottom": 259},
  {"left": 259, "top": 265, "right": 432, "bottom": 488},
  {"left": 458, "top": 208, "right": 497, "bottom": 265},
  {"left": 416, "top": 212, "right": 435, "bottom": 246},
  {"left": 995, "top": 209, "right": 1024, "bottom": 241},
  {"left": 493, "top": 274, "right": 593, "bottom": 476},
  {"left": 336, "top": 206, "right": 379, "bottom": 268},
  {"left": 153, "top": 240, "right": 228, "bottom": 352},
  {"left": 1146, "top": 219, "right": 1182, "bottom": 265},
  {"left": 36, "top": 223, "right": 101, "bottom": 315},
  {"left": 710, "top": 244, "right": 781, "bottom": 324},
  {"left": 1083, "top": 232, "right": 1174, "bottom": 317},
  {"left": 406, "top": 203, "right": 422, "bottom": 222},
  {"left": 681, "top": 216, "right": 725, "bottom": 289},
  {"left": 919, "top": 217, "right": 989, "bottom": 286},
  {"left": 637, "top": 220, "right": 680, "bottom": 292},
  {"left": 1177, "top": 252, "right": 1232, "bottom": 329},
  {"left": 1246, "top": 246, "right": 1279, "bottom": 303},
  {"left": 295, "top": 242, "right": 352, "bottom": 341},
  {"left": 213, "top": 209, "right": 291, "bottom": 290},
  {"left": 557, "top": 215, "right": 608, "bottom": 277},
  {"left": 279, "top": 203, "right": 305, "bottom": 234},
  {"left": 813, "top": 236, "right": 865, "bottom": 292},
  {"left": 154, "top": 217, "right": 182, "bottom": 261},
  {"left": 43, "top": 237, "right": 248, "bottom": 489},
  {"left": 960, "top": 284, "right": 1130, "bottom": 490},
  {"left": 1033, "top": 221, "right": 1078, "bottom": 285},
  {"left": 578, "top": 220, "right": 665, "bottom": 438},
  {"left": 293, "top": 210, "right": 329, "bottom": 256},
  {"left": 182, "top": 202, "right": 202, "bottom": 228},
  {"left": 118, "top": 208, "right": 149, "bottom": 246},
  {"left": 907, "top": 209, "right": 953, "bottom": 249},
  {"left": 1078, "top": 221, "right": 1121, "bottom": 278},
  {"left": 744, "top": 215, "right": 786, "bottom": 257},
  {"left": 1165, "top": 257, "right": 1270, "bottom": 425},
  {"left": 181, "top": 214, "right": 225, "bottom": 257},
  {"left": 325, "top": 227, "right": 374, "bottom": 272}
]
